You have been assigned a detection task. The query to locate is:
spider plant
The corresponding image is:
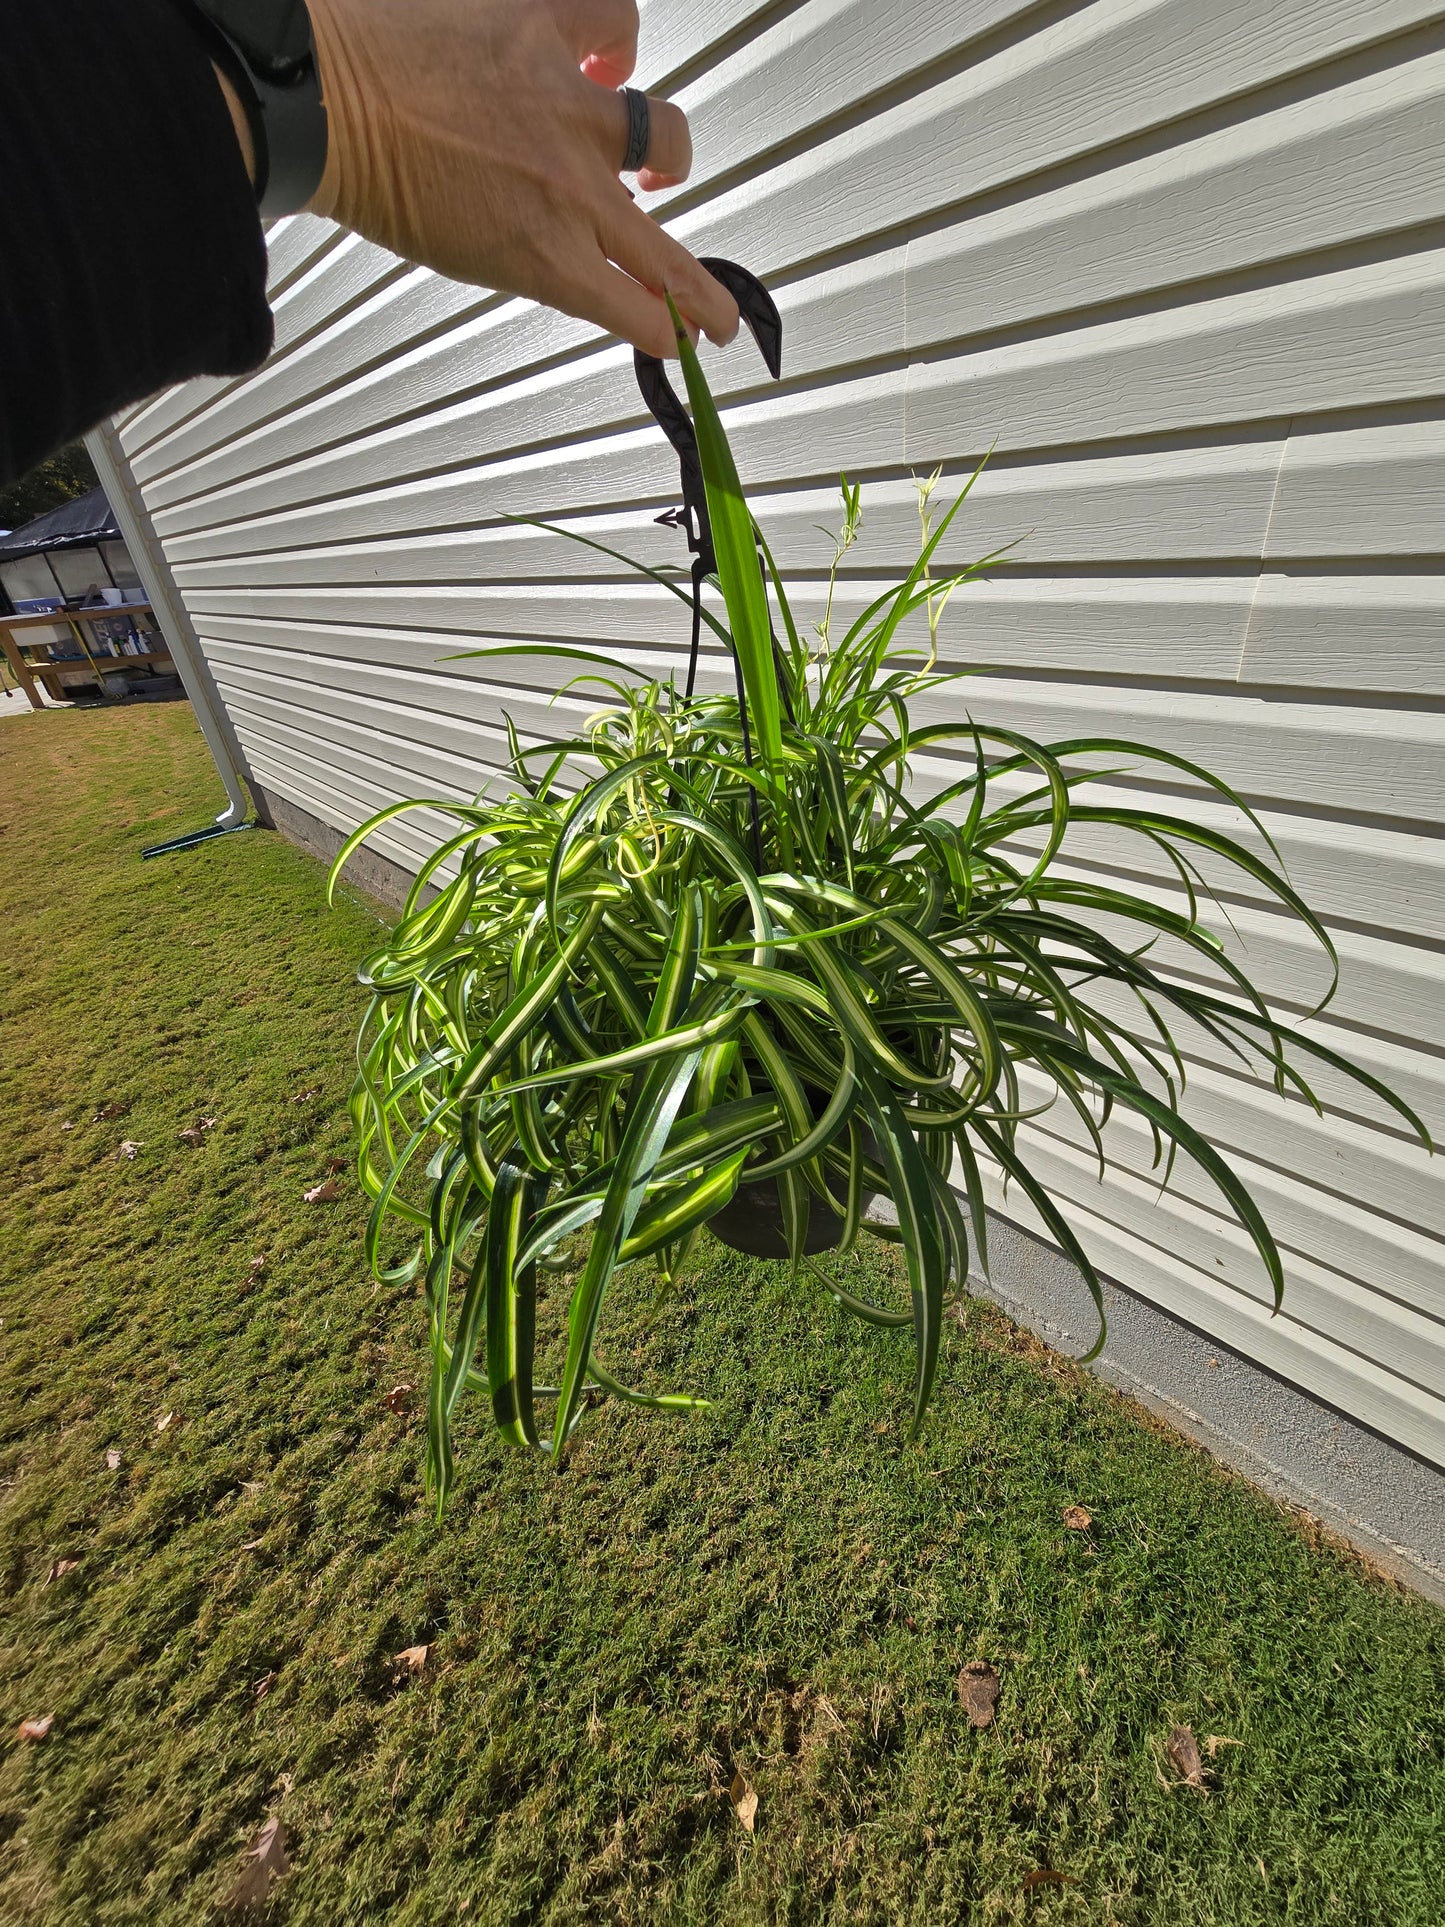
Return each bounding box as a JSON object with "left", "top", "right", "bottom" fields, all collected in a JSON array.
[{"left": 332, "top": 314, "right": 1428, "bottom": 1511}]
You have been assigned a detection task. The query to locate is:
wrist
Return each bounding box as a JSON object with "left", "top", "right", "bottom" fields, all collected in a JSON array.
[
  {"left": 299, "top": 0, "right": 346, "bottom": 220},
  {"left": 173, "top": 0, "right": 329, "bottom": 216}
]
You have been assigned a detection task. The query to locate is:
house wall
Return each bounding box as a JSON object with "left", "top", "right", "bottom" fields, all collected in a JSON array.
[{"left": 102, "top": 5, "right": 1445, "bottom": 1509}]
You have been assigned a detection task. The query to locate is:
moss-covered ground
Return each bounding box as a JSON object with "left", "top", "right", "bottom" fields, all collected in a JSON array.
[{"left": 1, "top": 703, "right": 1442, "bottom": 1925}]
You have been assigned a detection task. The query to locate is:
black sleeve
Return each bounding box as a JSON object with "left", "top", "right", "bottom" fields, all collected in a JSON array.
[{"left": 0, "top": 0, "right": 274, "bottom": 484}]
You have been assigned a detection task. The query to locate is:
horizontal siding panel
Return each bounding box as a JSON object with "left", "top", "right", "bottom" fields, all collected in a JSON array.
[
  {"left": 220, "top": 616, "right": 1445, "bottom": 820},
  {"left": 1241, "top": 574, "right": 1445, "bottom": 692},
  {"left": 989, "top": 794, "right": 1445, "bottom": 944},
  {"left": 670, "top": 0, "right": 1445, "bottom": 270},
  {"left": 167, "top": 447, "right": 1289, "bottom": 584},
  {"left": 197, "top": 618, "right": 1445, "bottom": 822},
  {"left": 231, "top": 696, "right": 500, "bottom": 824},
  {"left": 203, "top": 619, "right": 1445, "bottom": 928},
  {"left": 916, "top": 673, "right": 1445, "bottom": 823},
  {"left": 183, "top": 576, "right": 1258, "bottom": 679},
  {"left": 1099, "top": 1058, "right": 1445, "bottom": 1246},
  {"left": 900, "top": 249, "right": 1445, "bottom": 463},
  {"left": 1016, "top": 1088, "right": 1445, "bottom": 1329},
  {"left": 150, "top": 248, "right": 1445, "bottom": 556},
  {"left": 190, "top": 617, "right": 1445, "bottom": 948},
  {"left": 131, "top": 271, "right": 493, "bottom": 496},
  {"left": 1073, "top": 971, "right": 1445, "bottom": 1145},
  {"left": 1265, "top": 416, "right": 1445, "bottom": 559},
  {"left": 673, "top": 0, "right": 1048, "bottom": 165},
  {"left": 976, "top": 1169, "right": 1445, "bottom": 1469},
  {"left": 1003, "top": 1131, "right": 1445, "bottom": 1394}
]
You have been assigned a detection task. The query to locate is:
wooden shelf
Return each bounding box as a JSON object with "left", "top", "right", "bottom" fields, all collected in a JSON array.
[{"left": 0, "top": 603, "right": 170, "bottom": 708}]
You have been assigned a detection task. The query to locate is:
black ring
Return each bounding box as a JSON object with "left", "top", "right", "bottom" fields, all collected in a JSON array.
[{"left": 620, "top": 86, "right": 651, "bottom": 173}]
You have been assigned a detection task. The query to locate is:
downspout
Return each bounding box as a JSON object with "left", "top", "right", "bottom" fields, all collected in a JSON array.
[{"left": 85, "top": 417, "right": 252, "bottom": 829}]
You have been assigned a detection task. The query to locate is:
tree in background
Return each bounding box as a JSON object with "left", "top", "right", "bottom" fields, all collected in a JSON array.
[{"left": 0, "top": 441, "right": 99, "bottom": 533}]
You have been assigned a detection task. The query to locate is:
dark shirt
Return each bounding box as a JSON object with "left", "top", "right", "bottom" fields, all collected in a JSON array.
[{"left": 0, "top": 0, "right": 273, "bottom": 483}]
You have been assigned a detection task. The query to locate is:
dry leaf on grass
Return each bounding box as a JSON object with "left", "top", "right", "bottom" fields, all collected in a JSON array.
[
  {"left": 729, "top": 1770, "right": 758, "bottom": 1833},
  {"left": 46, "top": 1558, "right": 80, "bottom": 1584},
  {"left": 1206, "top": 1734, "right": 1243, "bottom": 1759},
  {"left": 1021, "top": 1869, "right": 1079, "bottom": 1892},
  {"left": 382, "top": 1383, "right": 415, "bottom": 1415},
  {"left": 958, "top": 1660, "right": 1000, "bottom": 1728},
  {"left": 115, "top": 1140, "right": 143, "bottom": 1161},
  {"left": 303, "top": 1178, "right": 339, "bottom": 1204},
  {"left": 324, "top": 1156, "right": 347, "bottom": 1175},
  {"left": 393, "top": 1644, "right": 432, "bottom": 1677},
  {"left": 1062, "top": 1505, "right": 1093, "bottom": 1531},
  {"left": 288, "top": 1086, "right": 322, "bottom": 1105},
  {"left": 104, "top": 1449, "right": 122, "bottom": 1472},
  {"left": 1165, "top": 1723, "right": 1209, "bottom": 1790},
  {"left": 154, "top": 1410, "right": 178, "bottom": 1435},
  {"left": 220, "top": 1816, "right": 290, "bottom": 1910},
  {"left": 18, "top": 1716, "right": 53, "bottom": 1742},
  {"left": 239, "top": 1540, "right": 266, "bottom": 1554},
  {"left": 178, "top": 1117, "right": 219, "bottom": 1146},
  {"left": 93, "top": 1101, "right": 127, "bottom": 1123},
  {"left": 253, "top": 1672, "right": 277, "bottom": 1702}
]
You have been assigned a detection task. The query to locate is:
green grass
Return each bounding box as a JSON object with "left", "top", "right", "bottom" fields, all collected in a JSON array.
[{"left": 0, "top": 704, "right": 1441, "bottom": 1926}]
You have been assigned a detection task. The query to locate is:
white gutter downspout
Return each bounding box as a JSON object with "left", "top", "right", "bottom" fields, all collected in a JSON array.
[{"left": 85, "top": 417, "right": 252, "bottom": 829}]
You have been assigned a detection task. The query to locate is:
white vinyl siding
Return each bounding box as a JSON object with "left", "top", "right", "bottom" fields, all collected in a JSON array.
[{"left": 110, "top": 1, "right": 1445, "bottom": 1465}]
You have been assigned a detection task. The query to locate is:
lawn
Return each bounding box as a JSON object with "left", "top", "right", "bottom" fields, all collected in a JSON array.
[{"left": 1, "top": 703, "right": 1441, "bottom": 1926}]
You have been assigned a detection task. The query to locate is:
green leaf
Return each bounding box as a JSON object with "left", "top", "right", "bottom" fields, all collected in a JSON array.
[
  {"left": 859, "top": 1067, "right": 949, "bottom": 1437},
  {"left": 483, "top": 1154, "right": 552, "bottom": 1451},
  {"left": 552, "top": 1048, "right": 707, "bottom": 1452},
  {"left": 668, "top": 296, "right": 785, "bottom": 783}
]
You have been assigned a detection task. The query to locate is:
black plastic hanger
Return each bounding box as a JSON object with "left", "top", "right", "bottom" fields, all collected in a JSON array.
[
  {"left": 633, "top": 260, "right": 783, "bottom": 702},
  {"left": 634, "top": 259, "right": 782, "bottom": 576}
]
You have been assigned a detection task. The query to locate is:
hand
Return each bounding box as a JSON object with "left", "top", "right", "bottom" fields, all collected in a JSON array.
[{"left": 303, "top": 0, "right": 739, "bottom": 358}]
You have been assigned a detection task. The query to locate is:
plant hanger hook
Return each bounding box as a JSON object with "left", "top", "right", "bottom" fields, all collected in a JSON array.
[
  {"left": 635, "top": 260, "right": 783, "bottom": 726},
  {"left": 634, "top": 258, "right": 782, "bottom": 581}
]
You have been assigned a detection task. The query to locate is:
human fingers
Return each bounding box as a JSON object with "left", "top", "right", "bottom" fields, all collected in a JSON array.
[
  {"left": 564, "top": 251, "right": 691, "bottom": 358},
  {"left": 591, "top": 83, "right": 693, "bottom": 184},
  {"left": 600, "top": 192, "right": 740, "bottom": 345},
  {"left": 558, "top": 0, "right": 638, "bottom": 82}
]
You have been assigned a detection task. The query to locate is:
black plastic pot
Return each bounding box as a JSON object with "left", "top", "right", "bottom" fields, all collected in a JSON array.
[
  {"left": 707, "top": 1089, "right": 893, "bottom": 1259},
  {"left": 707, "top": 1174, "right": 852, "bottom": 1258}
]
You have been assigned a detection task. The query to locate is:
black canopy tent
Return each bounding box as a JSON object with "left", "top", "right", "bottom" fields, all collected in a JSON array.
[
  {"left": 0, "top": 486, "right": 122, "bottom": 564},
  {"left": 0, "top": 487, "right": 132, "bottom": 616},
  {"left": 0, "top": 486, "right": 171, "bottom": 704}
]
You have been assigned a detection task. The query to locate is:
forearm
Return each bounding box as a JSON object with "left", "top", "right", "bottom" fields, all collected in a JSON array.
[{"left": 0, "top": 0, "right": 272, "bottom": 486}]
